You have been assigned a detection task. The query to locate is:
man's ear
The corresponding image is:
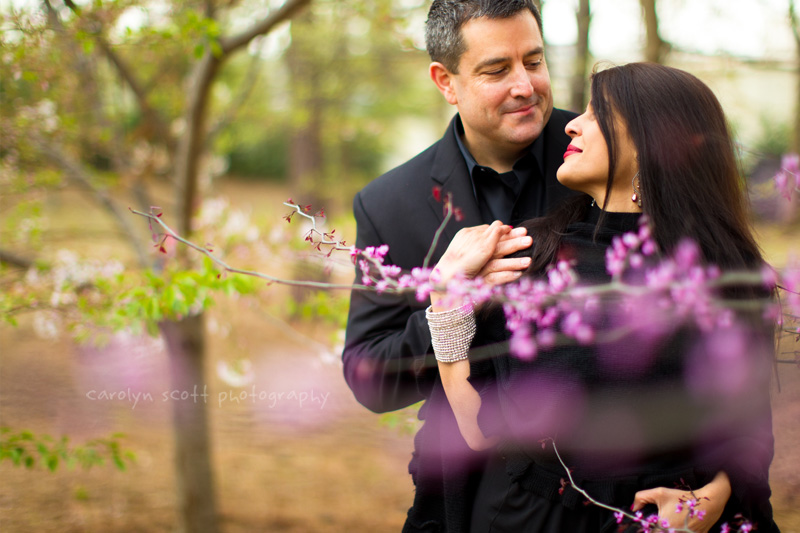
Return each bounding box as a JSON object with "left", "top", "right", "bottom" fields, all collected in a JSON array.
[{"left": 429, "top": 62, "right": 458, "bottom": 106}]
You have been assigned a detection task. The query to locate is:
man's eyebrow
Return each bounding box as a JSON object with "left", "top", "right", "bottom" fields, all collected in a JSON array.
[{"left": 472, "top": 47, "right": 544, "bottom": 73}]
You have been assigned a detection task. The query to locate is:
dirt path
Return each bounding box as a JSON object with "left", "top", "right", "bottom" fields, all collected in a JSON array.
[{"left": 0, "top": 304, "right": 415, "bottom": 532}]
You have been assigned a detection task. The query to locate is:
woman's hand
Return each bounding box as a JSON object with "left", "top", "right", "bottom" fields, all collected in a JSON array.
[
  {"left": 631, "top": 471, "right": 731, "bottom": 532},
  {"left": 431, "top": 221, "right": 532, "bottom": 311}
]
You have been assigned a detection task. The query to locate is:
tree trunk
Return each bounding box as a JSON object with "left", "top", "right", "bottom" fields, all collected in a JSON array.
[
  {"left": 286, "top": 9, "right": 330, "bottom": 306},
  {"left": 287, "top": 10, "right": 324, "bottom": 207},
  {"left": 640, "top": 0, "right": 667, "bottom": 63},
  {"left": 791, "top": 0, "right": 800, "bottom": 154},
  {"left": 160, "top": 314, "right": 218, "bottom": 533},
  {"left": 170, "top": 48, "right": 221, "bottom": 533},
  {"left": 569, "top": 0, "right": 591, "bottom": 113},
  {"left": 176, "top": 53, "right": 221, "bottom": 238}
]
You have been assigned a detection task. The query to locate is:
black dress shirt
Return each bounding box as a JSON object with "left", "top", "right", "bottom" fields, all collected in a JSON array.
[{"left": 453, "top": 116, "right": 546, "bottom": 225}]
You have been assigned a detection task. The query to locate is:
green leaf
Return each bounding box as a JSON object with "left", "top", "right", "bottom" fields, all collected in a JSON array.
[{"left": 146, "top": 320, "right": 159, "bottom": 337}]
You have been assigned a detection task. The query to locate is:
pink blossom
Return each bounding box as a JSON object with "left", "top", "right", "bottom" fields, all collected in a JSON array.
[
  {"left": 561, "top": 311, "right": 594, "bottom": 344},
  {"left": 782, "top": 256, "right": 800, "bottom": 319},
  {"left": 383, "top": 265, "right": 402, "bottom": 278},
  {"left": 673, "top": 239, "right": 701, "bottom": 270},
  {"left": 510, "top": 327, "right": 538, "bottom": 360},
  {"left": 614, "top": 511, "right": 625, "bottom": 524},
  {"left": 774, "top": 153, "right": 799, "bottom": 200},
  {"left": 774, "top": 169, "right": 791, "bottom": 200},
  {"left": 537, "top": 328, "right": 556, "bottom": 349}
]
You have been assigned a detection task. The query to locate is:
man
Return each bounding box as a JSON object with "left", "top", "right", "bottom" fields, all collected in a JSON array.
[{"left": 342, "top": 1, "right": 578, "bottom": 530}]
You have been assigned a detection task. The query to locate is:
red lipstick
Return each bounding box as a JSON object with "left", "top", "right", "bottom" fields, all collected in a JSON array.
[{"left": 563, "top": 145, "right": 582, "bottom": 159}]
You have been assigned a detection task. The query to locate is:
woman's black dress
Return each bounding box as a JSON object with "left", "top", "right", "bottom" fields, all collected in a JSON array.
[{"left": 467, "top": 206, "right": 779, "bottom": 533}]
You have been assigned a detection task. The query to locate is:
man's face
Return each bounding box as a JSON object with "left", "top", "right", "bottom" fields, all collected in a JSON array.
[{"left": 444, "top": 11, "right": 553, "bottom": 164}]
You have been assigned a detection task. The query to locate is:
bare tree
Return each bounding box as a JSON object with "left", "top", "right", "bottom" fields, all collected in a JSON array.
[
  {"left": 790, "top": 0, "right": 800, "bottom": 153},
  {"left": 640, "top": 0, "right": 670, "bottom": 63},
  {"left": 570, "top": 0, "right": 591, "bottom": 112},
  {"left": 37, "top": 1, "right": 313, "bottom": 532}
]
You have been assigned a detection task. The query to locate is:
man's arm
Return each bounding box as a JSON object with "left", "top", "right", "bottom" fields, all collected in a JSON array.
[{"left": 342, "top": 192, "right": 438, "bottom": 413}]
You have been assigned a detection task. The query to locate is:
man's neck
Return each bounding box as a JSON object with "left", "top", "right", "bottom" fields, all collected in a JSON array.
[{"left": 461, "top": 134, "right": 527, "bottom": 174}]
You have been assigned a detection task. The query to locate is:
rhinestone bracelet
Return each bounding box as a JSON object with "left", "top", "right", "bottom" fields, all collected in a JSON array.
[{"left": 426, "top": 304, "right": 476, "bottom": 363}]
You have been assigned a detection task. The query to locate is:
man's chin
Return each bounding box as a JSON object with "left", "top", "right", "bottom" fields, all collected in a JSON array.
[{"left": 505, "top": 124, "right": 545, "bottom": 147}]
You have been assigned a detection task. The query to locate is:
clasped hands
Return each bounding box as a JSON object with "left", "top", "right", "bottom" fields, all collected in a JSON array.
[
  {"left": 430, "top": 221, "right": 533, "bottom": 312},
  {"left": 432, "top": 219, "right": 531, "bottom": 284}
]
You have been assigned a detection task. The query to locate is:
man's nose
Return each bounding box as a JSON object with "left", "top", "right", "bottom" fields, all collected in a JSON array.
[{"left": 509, "top": 65, "right": 534, "bottom": 99}]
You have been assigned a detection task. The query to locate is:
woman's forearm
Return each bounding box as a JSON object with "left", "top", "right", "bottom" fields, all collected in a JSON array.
[{"left": 437, "top": 359, "right": 497, "bottom": 451}]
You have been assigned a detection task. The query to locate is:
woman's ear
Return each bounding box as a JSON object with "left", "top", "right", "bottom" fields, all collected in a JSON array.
[{"left": 429, "top": 62, "right": 459, "bottom": 106}]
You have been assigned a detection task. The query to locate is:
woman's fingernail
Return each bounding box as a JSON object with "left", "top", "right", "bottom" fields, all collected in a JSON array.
[{"left": 522, "top": 257, "right": 531, "bottom": 265}]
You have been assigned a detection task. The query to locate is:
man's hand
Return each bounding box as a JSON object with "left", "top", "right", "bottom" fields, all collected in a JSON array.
[
  {"left": 430, "top": 221, "right": 532, "bottom": 312},
  {"left": 478, "top": 226, "right": 534, "bottom": 286},
  {"left": 432, "top": 221, "right": 532, "bottom": 285}
]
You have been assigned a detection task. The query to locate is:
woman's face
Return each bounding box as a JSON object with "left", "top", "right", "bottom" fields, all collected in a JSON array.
[{"left": 557, "top": 101, "right": 639, "bottom": 211}]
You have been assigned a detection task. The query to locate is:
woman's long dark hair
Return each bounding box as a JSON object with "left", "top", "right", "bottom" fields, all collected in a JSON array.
[{"left": 523, "top": 62, "right": 763, "bottom": 273}]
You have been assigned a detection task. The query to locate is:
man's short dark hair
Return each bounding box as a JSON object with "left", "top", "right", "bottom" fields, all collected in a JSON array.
[{"left": 425, "top": 0, "right": 543, "bottom": 73}]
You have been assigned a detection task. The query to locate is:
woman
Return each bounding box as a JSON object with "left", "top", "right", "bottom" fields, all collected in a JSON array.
[{"left": 428, "top": 63, "right": 779, "bottom": 532}]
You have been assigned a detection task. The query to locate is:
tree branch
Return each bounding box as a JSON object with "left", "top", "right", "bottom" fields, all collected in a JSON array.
[
  {"left": 219, "top": 0, "right": 311, "bottom": 56},
  {"left": 206, "top": 51, "right": 262, "bottom": 146},
  {"left": 175, "top": 0, "right": 312, "bottom": 239},
  {"left": 131, "top": 208, "right": 371, "bottom": 291},
  {"left": 33, "top": 135, "right": 150, "bottom": 268},
  {"left": 94, "top": 37, "right": 175, "bottom": 152},
  {"left": 57, "top": 0, "right": 174, "bottom": 152},
  {"left": 0, "top": 249, "right": 34, "bottom": 269}
]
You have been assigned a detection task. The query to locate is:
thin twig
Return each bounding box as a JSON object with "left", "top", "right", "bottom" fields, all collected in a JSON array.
[
  {"left": 423, "top": 194, "right": 454, "bottom": 268},
  {"left": 131, "top": 208, "right": 372, "bottom": 292},
  {"left": 547, "top": 438, "right": 695, "bottom": 532}
]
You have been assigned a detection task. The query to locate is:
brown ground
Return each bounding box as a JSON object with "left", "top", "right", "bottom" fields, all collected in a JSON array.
[
  {"left": 0, "top": 302, "right": 416, "bottom": 532},
  {"left": 1, "top": 180, "right": 798, "bottom": 532}
]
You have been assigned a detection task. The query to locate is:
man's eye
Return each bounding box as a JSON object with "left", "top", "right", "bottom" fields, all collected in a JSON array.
[
  {"left": 484, "top": 68, "right": 505, "bottom": 75},
  {"left": 526, "top": 61, "right": 542, "bottom": 69}
]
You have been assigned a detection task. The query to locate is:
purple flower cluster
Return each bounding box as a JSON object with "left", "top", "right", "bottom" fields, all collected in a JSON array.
[
  {"left": 781, "top": 255, "right": 800, "bottom": 335},
  {"left": 605, "top": 216, "right": 658, "bottom": 278},
  {"left": 347, "top": 215, "right": 794, "bottom": 368},
  {"left": 774, "top": 153, "right": 800, "bottom": 201},
  {"left": 500, "top": 260, "right": 579, "bottom": 359},
  {"left": 643, "top": 239, "right": 727, "bottom": 331}
]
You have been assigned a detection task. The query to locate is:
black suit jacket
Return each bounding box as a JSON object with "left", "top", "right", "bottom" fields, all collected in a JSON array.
[{"left": 343, "top": 109, "right": 578, "bottom": 414}]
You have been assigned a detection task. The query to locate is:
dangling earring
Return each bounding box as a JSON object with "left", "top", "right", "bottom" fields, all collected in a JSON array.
[{"left": 631, "top": 172, "right": 642, "bottom": 208}]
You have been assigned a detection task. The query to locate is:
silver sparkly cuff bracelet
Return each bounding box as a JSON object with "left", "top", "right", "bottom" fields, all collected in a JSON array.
[{"left": 426, "top": 304, "right": 476, "bottom": 363}]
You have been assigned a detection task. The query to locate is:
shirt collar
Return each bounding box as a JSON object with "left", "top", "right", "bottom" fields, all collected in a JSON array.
[{"left": 452, "top": 114, "right": 545, "bottom": 178}]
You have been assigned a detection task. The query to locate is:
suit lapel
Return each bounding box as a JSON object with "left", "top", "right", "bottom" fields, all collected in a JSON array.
[{"left": 426, "top": 117, "right": 482, "bottom": 258}]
